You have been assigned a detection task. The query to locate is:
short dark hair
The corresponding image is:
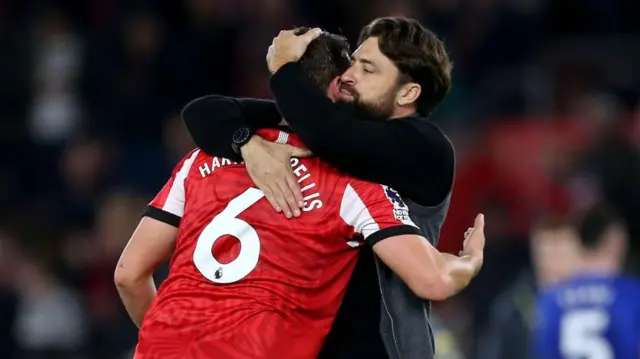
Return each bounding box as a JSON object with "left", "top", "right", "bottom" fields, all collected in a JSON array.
[
  {"left": 358, "top": 17, "right": 452, "bottom": 116},
  {"left": 532, "top": 215, "right": 572, "bottom": 233},
  {"left": 576, "top": 203, "right": 625, "bottom": 250},
  {"left": 294, "top": 27, "right": 351, "bottom": 91}
]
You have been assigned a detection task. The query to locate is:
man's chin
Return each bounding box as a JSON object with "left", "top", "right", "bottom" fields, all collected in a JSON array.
[{"left": 337, "top": 92, "right": 356, "bottom": 102}]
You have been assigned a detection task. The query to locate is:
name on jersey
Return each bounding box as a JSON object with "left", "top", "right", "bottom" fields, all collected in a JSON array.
[
  {"left": 289, "top": 157, "right": 323, "bottom": 212},
  {"left": 198, "top": 156, "right": 323, "bottom": 212},
  {"left": 558, "top": 284, "right": 614, "bottom": 308},
  {"left": 198, "top": 157, "right": 240, "bottom": 177}
]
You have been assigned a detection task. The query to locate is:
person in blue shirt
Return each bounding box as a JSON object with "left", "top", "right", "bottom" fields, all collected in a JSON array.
[{"left": 534, "top": 203, "right": 640, "bottom": 359}]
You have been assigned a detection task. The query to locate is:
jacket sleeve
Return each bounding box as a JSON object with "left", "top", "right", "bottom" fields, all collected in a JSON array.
[
  {"left": 269, "top": 62, "right": 454, "bottom": 206},
  {"left": 181, "top": 95, "right": 281, "bottom": 162}
]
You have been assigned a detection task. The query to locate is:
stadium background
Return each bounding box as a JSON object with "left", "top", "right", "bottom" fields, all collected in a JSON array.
[{"left": 0, "top": 0, "right": 638, "bottom": 358}]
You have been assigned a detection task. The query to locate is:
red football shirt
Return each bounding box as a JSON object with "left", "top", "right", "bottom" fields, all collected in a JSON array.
[{"left": 135, "top": 129, "right": 420, "bottom": 359}]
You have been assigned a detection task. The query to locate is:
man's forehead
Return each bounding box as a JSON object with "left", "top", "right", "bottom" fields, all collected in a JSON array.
[
  {"left": 353, "top": 55, "right": 377, "bottom": 66},
  {"left": 353, "top": 38, "right": 380, "bottom": 56},
  {"left": 352, "top": 38, "right": 392, "bottom": 68}
]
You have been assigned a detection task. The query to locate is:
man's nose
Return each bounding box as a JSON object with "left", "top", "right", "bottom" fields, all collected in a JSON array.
[{"left": 340, "top": 70, "right": 356, "bottom": 85}]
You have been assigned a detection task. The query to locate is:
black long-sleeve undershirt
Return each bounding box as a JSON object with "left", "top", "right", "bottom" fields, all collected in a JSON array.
[
  {"left": 181, "top": 63, "right": 454, "bottom": 206},
  {"left": 181, "top": 95, "right": 282, "bottom": 162}
]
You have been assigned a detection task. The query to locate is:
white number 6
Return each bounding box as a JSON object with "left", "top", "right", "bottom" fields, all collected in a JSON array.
[{"left": 193, "top": 188, "right": 264, "bottom": 284}]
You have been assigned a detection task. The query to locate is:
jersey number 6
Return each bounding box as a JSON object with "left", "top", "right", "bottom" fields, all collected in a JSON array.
[{"left": 193, "top": 188, "right": 264, "bottom": 284}]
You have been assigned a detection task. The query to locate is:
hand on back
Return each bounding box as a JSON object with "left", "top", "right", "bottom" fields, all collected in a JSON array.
[{"left": 241, "top": 136, "right": 312, "bottom": 218}]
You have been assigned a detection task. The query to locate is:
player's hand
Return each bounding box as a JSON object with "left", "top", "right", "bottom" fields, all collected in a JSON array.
[
  {"left": 241, "top": 136, "right": 312, "bottom": 218},
  {"left": 266, "top": 28, "right": 323, "bottom": 73},
  {"left": 459, "top": 214, "right": 485, "bottom": 274}
]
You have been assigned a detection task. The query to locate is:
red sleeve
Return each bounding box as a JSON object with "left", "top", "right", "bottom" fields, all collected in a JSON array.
[
  {"left": 339, "top": 180, "right": 422, "bottom": 246},
  {"left": 143, "top": 149, "right": 201, "bottom": 227}
]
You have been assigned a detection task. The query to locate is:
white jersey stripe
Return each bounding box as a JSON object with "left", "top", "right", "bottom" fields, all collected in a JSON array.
[
  {"left": 340, "top": 183, "right": 381, "bottom": 239},
  {"left": 163, "top": 149, "right": 200, "bottom": 217}
]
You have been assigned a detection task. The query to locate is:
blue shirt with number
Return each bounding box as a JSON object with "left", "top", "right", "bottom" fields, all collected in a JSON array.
[{"left": 534, "top": 274, "right": 640, "bottom": 359}]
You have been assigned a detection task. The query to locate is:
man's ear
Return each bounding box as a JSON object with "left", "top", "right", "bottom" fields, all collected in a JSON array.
[
  {"left": 396, "top": 82, "right": 421, "bottom": 107},
  {"left": 326, "top": 76, "right": 342, "bottom": 102}
]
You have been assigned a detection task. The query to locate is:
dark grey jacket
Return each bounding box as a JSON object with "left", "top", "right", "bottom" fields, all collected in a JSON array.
[{"left": 377, "top": 195, "right": 452, "bottom": 359}]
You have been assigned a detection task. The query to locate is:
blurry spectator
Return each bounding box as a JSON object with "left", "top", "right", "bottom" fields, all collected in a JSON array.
[
  {"left": 158, "top": 0, "right": 239, "bottom": 104},
  {"left": 533, "top": 203, "right": 632, "bottom": 359},
  {"left": 84, "top": 11, "right": 165, "bottom": 143},
  {"left": 568, "top": 93, "right": 640, "bottom": 270},
  {"left": 477, "top": 218, "right": 581, "bottom": 359},
  {"left": 232, "top": 0, "right": 297, "bottom": 96},
  {"left": 162, "top": 112, "right": 196, "bottom": 162},
  {"left": 49, "top": 136, "right": 110, "bottom": 228},
  {"left": 28, "top": 9, "right": 82, "bottom": 146},
  {"left": 12, "top": 254, "right": 86, "bottom": 359},
  {"left": 61, "top": 137, "right": 108, "bottom": 196},
  {"left": 0, "top": 233, "right": 20, "bottom": 359},
  {"left": 83, "top": 192, "right": 148, "bottom": 359}
]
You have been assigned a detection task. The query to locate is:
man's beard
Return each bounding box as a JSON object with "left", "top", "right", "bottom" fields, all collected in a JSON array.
[{"left": 336, "top": 92, "right": 396, "bottom": 121}]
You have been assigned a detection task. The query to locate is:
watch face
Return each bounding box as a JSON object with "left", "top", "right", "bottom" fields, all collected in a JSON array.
[{"left": 233, "top": 127, "right": 251, "bottom": 144}]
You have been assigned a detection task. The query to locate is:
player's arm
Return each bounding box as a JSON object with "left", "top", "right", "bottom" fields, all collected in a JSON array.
[
  {"left": 114, "top": 150, "right": 199, "bottom": 327},
  {"left": 343, "top": 182, "right": 483, "bottom": 301},
  {"left": 181, "top": 95, "right": 282, "bottom": 161},
  {"left": 115, "top": 217, "right": 177, "bottom": 328},
  {"left": 270, "top": 62, "right": 454, "bottom": 206},
  {"left": 372, "top": 217, "right": 483, "bottom": 300}
]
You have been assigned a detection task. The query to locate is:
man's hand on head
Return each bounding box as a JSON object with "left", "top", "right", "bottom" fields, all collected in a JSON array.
[
  {"left": 241, "top": 135, "right": 312, "bottom": 218},
  {"left": 266, "top": 28, "right": 323, "bottom": 74}
]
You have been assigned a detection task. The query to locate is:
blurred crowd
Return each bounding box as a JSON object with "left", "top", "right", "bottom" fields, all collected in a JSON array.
[{"left": 0, "top": 0, "right": 639, "bottom": 358}]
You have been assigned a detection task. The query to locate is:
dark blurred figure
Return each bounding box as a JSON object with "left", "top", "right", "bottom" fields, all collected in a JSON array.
[
  {"left": 82, "top": 192, "right": 148, "bottom": 359},
  {"left": 83, "top": 11, "right": 164, "bottom": 143},
  {"left": 12, "top": 252, "right": 86, "bottom": 359},
  {"left": 48, "top": 136, "right": 109, "bottom": 230},
  {"left": 567, "top": 94, "right": 640, "bottom": 272},
  {"left": 0, "top": 233, "right": 20, "bottom": 359},
  {"left": 477, "top": 218, "right": 581, "bottom": 359},
  {"left": 160, "top": 0, "right": 239, "bottom": 103}
]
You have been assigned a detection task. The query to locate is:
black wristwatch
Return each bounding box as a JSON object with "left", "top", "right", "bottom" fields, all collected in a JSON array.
[{"left": 231, "top": 127, "right": 255, "bottom": 154}]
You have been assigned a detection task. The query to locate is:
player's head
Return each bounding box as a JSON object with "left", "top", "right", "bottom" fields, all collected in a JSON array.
[
  {"left": 576, "top": 203, "right": 627, "bottom": 271},
  {"left": 294, "top": 27, "right": 351, "bottom": 100},
  {"left": 338, "top": 17, "right": 452, "bottom": 119},
  {"left": 530, "top": 217, "right": 581, "bottom": 286}
]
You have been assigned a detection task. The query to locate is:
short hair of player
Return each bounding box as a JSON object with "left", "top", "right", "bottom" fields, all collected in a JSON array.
[
  {"left": 531, "top": 215, "right": 573, "bottom": 233},
  {"left": 294, "top": 27, "right": 351, "bottom": 91},
  {"left": 576, "top": 203, "right": 626, "bottom": 250},
  {"left": 357, "top": 17, "right": 452, "bottom": 116}
]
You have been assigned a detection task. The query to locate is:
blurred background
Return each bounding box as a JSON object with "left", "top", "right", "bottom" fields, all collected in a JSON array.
[{"left": 0, "top": 0, "right": 639, "bottom": 358}]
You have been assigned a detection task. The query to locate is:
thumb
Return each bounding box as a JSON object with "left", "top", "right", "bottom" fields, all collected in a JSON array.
[
  {"left": 287, "top": 145, "right": 313, "bottom": 158},
  {"left": 474, "top": 213, "right": 485, "bottom": 230},
  {"left": 299, "top": 27, "right": 323, "bottom": 44}
]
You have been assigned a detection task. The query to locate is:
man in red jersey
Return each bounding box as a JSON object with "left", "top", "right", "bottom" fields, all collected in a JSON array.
[{"left": 115, "top": 29, "right": 485, "bottom": 359}]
